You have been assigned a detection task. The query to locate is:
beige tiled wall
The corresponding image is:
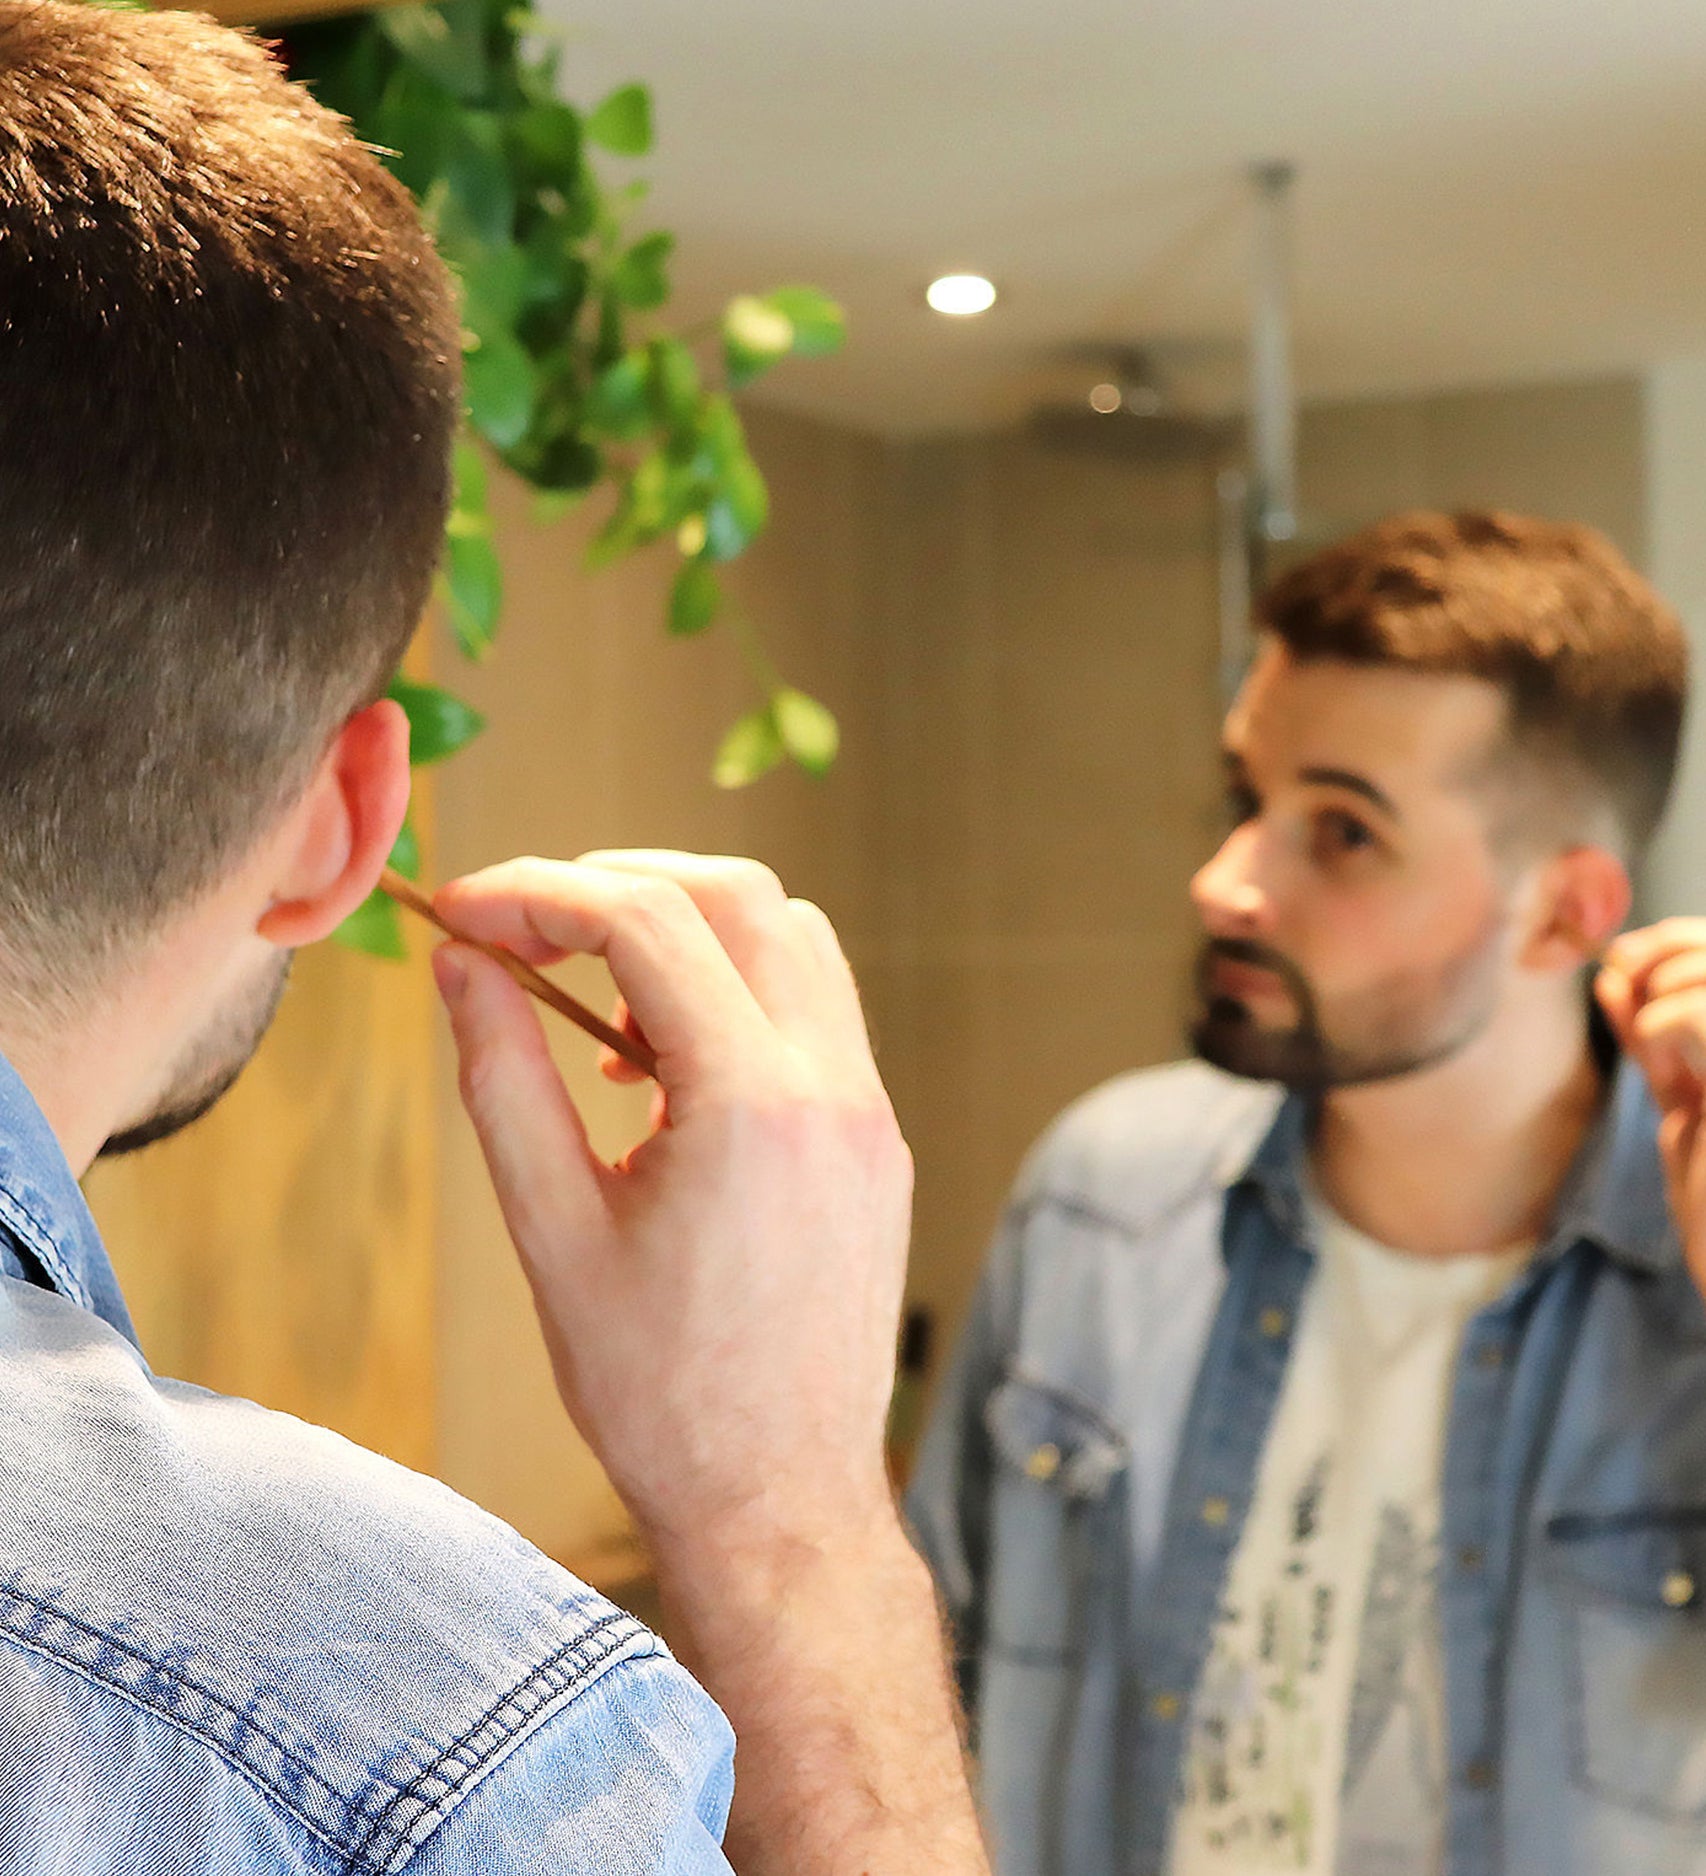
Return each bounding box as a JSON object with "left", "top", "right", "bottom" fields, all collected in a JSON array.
[{"left": 865, "top": 436, "right": 1225, "bottom": 1362}]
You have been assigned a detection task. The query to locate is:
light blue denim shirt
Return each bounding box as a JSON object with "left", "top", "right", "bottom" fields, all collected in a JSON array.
[
  {"left": 908, "top": 1055, "right": 1706, "bottom": 1876},
  {"left": 0, "top": 1051, "right": 737, "bottom": 1872}
]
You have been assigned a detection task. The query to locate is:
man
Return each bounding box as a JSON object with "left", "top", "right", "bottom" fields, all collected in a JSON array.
[
  {"left": 0, "top": 5, "right": 986, "bottom": 1871},
  {"left": 909, "top": 509, "right": 1706, "bottom": 1876}
]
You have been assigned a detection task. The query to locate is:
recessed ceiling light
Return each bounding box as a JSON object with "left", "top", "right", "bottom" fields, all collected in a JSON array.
[{"left": 926, "top": 273, "right": 997, "bottom": 317}]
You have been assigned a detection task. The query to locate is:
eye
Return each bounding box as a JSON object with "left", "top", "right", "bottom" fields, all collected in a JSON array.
[{"left": 1312, "top": 808, "right": 1379, "bottom": 861}]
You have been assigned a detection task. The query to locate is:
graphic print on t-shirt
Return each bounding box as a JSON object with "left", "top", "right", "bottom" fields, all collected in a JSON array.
[
  {"left": 1168, "top": 1202, "right": 1528, "bottom": 1876},
  {"left": 1174, "top": 1460, "right": 1446, "bottom": 1874}
]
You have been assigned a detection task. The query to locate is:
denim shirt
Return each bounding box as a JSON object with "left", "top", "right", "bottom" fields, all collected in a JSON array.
[
  {"left": 0, "top": 1053, "right": 736, "bottom": 1873},
  {"left": 907, "top": 1056, "right": 1706, "bottom": 1876}
]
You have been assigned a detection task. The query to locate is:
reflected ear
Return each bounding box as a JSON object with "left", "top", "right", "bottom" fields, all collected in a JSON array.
[
  {"left": 254, "top": 699, "right": 411, "bottom": 949},
  {"left": 1522, "top": 845, "right": 1632, "bottom": 972}
]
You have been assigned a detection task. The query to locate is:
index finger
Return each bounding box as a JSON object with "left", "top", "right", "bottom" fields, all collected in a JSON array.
[
  {"left": 1602, "top": 918, "right": 1706, "bottom": 1000},
  {"left": 435, "top": 857, "right": 774, "bottom": 1083},
  {"left": 571, "top": 850, "right": 875, "bottom": 1067}
]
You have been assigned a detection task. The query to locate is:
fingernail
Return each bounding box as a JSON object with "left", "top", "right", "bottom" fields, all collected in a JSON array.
[{"left": 432, "top": 947, "right": 468, "bottom": 1007}]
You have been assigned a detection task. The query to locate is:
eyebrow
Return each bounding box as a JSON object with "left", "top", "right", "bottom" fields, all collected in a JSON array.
[
  {"left": 1298, "top": 766, "right": 1402, "bottom": 822},
  {"left": 1222, "top": 752, "right": 1403, "bottom": 823}
]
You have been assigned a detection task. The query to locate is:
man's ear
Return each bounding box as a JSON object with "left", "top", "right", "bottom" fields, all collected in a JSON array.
[
  {"left": 254, "top": 698, "right": 411, "bottom": 948},
  {"left": 1522, "top": 844, "right": 1633, "bottom": 973}
]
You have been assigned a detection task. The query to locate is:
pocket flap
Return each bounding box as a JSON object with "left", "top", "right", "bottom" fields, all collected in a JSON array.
[
  {"left": 1546, "top": 1507, "right": 1706, "bottom": 1613},
  {"left": 984, "top": 1372, "right": 1128, "bottom": 1503}
]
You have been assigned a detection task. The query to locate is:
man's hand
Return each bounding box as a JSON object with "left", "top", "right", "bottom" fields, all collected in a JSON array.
[
  {"left": 430, "top": 851, "right": 908, "bottom": 1556},
  {"left": 1598, "top": 919, "right": 1706, "bottom": 1290},
  {"left": 430, "top": 851, "right": 987, "bottom": 1876}
]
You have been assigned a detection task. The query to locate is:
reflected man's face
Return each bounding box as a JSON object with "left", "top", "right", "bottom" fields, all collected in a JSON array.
[{"left": 1188, "top": 642, "right": 1521, "bottom": 1092}]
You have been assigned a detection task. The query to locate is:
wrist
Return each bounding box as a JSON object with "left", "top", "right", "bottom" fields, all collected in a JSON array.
[{"left": 648, "top": 1491, "right": 923, "bottom": 1639}]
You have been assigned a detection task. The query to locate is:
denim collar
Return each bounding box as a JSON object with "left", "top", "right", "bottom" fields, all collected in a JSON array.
[
  {"left": 1228, "top": 1053, "right": 1678, "bottom": 1279},
  {"left": 0, "top": 1051, "right": 139, "bottom": 1348}
]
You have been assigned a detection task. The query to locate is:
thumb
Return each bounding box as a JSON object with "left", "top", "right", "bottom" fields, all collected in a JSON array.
[{"left": 433, "top": 942, "right": 606, "bottom": 1264}]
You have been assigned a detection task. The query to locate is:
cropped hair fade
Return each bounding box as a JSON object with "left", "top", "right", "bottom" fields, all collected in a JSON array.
[
  {"left": 0, "top": 0, "right": 460, "bottom": 995},
  {"left": 1255, "top": 510, "right": 1688, "bottom": 857}
]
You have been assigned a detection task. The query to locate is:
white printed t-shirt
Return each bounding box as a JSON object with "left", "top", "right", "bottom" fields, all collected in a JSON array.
[{"left": 1168, "top": 1193, "right": 1531, "bottom": 1876}]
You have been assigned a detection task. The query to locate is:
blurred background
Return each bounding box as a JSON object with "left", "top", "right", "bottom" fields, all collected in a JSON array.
[{"left": 84, "top": 0, "right": 1706, "bottom": 1603}]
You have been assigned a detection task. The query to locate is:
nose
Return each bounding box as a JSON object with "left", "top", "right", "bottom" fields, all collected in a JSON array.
[{"left": 1191, "top": 825, "right": 1277, "bottom": 938}]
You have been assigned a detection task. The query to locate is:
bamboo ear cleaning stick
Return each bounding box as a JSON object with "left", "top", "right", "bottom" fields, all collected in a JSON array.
[{"left": 378, "top": 866, "right": 660, "bottom": 1081}]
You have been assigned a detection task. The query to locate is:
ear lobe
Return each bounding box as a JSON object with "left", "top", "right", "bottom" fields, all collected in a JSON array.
[
  {"left": 254, "top": 698, "right": 411, "bottom": 949},
  {"left": 1524, "top": 845, "right": 1633, "bottom": 972}
]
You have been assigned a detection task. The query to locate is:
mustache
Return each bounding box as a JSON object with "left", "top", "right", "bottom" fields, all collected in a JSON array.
[{"left": 1194, "top": 936, "right": 1313, "bottom": 1003}]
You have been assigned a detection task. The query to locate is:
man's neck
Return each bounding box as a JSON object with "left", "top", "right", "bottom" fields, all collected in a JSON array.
[
  {"left": 1307, "top": 993, "right": 1607, "bottom": 1259},
  {"left": 0, "top": 906, "right": 263, "bottom": 1179}
]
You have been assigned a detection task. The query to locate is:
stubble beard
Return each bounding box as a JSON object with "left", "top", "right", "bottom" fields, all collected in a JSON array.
[
  {"left": 1188, "top": 923, "right": 1507, "bottom": 1094},
  {"left": 98, "top": 953, "right": 293, "bottom": 1158}
]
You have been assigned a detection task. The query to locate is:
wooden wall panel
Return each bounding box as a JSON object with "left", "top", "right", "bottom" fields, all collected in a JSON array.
[{"left": 84, "top": 923, "right": 439, "bottom": 1473}]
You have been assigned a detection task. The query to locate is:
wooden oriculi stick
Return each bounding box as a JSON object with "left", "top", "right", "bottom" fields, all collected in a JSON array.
[{"left": 378, "top": 865, "right": 660, "bottom": 1081}]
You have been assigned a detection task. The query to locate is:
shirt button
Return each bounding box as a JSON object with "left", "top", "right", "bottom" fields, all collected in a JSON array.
[
  {"left": 1663, "top": 1571, "right": 1696, "bottom": 1609},
  {"left": 1025, "top": 1442, "right": 1062, "bottom": 1482},
  {"left": 1151, "top": 1692, "right": 1182, "bottom": 1721},
  {"left": 1463, "top": 1757, "right": 1498, "bottom": 1791},
  {"left": 1258, "top": 1307, "right": 1290, "bottom": 1339},
  {"left": 1457, "top": 1545, "right": 1486, "bottom": 1573},
  {"left": 1202, "top": 1497, "right": 1231, "bottom": 1527},
  {"left": 1474, "top": 1343, "right": 1507, "bottom": 1371}
]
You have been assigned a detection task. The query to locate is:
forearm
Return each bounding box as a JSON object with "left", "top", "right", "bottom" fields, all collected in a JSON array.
[{"left": 652, "top": 1509, "right": 990, "bottom": 1876}]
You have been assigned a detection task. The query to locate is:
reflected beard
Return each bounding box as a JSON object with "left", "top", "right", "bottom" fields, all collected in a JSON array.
[
  {"left": 1188, "top": 931, "right": 1500, "bottom": 1092},
  {"left": 98, "top": 955, "right": 292, "bottom": 1159}
]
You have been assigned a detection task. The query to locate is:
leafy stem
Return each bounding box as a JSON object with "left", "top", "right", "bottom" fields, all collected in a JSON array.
[{"left": 273, "top": 0, "right": 848, "bottom": 952}]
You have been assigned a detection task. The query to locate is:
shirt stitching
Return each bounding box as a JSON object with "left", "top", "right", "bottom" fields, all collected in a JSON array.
[
  {"left": 348, "top": 1610, "right": 655, "bottom": 1870},
  {"left": 0, "top": 1578, "right": 396, "bottom": 1803},
  {"left": 0, "top": 1621, "right": 364, "bottom": 1864},
  {"left": 0, "top": 1184, "right": 90, "bottom": 1310}
]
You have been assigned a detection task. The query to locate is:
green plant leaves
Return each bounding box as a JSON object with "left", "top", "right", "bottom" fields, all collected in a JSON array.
[
  {"left": 704, "top": 452, "right": 769, "bottom": 561},
  {"left": 649, "top": 338, "right": 700, "bottom": 429},
  {"left": 463, "top": 331, "right": 536, "bottom": 448},
  {"left": 451, "top": 436, "right": 488, "bottom": 516},
  {"left": 765, "top": 286, "right": 847, "bottom": 357},
  {"left": 610, "top": 231, "right": 673, "bottom": 309},
  {"left": 378, "top": 1, "right": 489, "bottom": 101},
  {"left": 723, "top": 294, "right": 796, "bottom": 388},
  {"left": 441, "top": 111, "right": 514, "bottom": 246},
  {"left": 458, "top": 243, "right": 530, "bottom": 344},
  {"left": 389, "top": 814, "right": 423, "bottom": 880},
  {"left": 441, "top": 529, "right": 503, "bottom": 656},
  {"left": 388, "top": 677, "right": 488, "bottom": 764},
  {"left": 331, "top": 815, "right": 438, "bottom": 956},
  {"left": 335, "top": 891, "right": 408, "bottom": 959},
  {"left": 711, "top": 687, "right": 840, "bottom": 787},
  {"left": 669, "top": 560, "right": 720, "bottom": 636},
  {"left": 282, "top": 0, "right": 849, "bottom": 893},
  {"left": 585, "top": 83, "right": 653, "bottom": 155},
  {"left": 774, "top": 686, "right": 839, "bottom": 774},
  {"left": 585, "top": 349, "right": 653, "bottom": 440},
  {"left": 512, "top": 100, "right": 582, "bottom": 177},
  {"left": 722, "top": 287, "right": 848, "bottom": 386},
  {"left": 713, "top": 707, "right": 785, "bottom": 790}
]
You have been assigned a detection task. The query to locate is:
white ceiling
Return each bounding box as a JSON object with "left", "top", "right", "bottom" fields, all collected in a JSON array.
[{"left": 536, "top": 0, "right": 1706, "bottom": 436}]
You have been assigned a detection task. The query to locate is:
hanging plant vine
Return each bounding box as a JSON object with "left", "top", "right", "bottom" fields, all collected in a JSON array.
[{"left": 273, "top": 0, "right": 846, "bottom": 955}]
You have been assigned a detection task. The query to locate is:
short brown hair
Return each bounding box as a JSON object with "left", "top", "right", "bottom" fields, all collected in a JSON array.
[
  {"left": 1256, "top": 510, "right": 1688, "bottom": 857},
  {"left": 0, "top": 0, "right": 459, "bottom": 998}
]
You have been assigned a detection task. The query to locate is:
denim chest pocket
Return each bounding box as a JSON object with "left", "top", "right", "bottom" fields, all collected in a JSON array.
[
  {"left": 983, "top": 1371, "right": 1129, "bottom": 1663},
  {"left": 1547, "top": 1507, "right": 1706, "bottom": 1824}
]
